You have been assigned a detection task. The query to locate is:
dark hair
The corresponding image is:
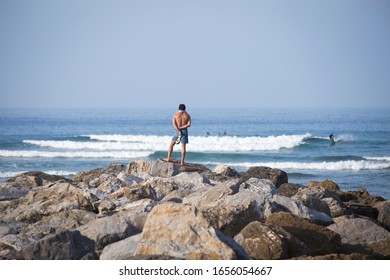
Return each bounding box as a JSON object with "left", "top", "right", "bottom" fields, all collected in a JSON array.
[{"left": 178, "top": 104, "right": 186, "bottom": 111}]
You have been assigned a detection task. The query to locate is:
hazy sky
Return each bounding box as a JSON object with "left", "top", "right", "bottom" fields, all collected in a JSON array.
[{"left": 1, "top": 0, "right": 389, "bottom": 108}]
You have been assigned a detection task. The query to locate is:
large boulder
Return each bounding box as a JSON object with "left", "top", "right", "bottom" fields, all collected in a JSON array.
[
  {"left": 266, "top": 212, "right": 341, "bottom": 256},
  {"left": 183, "top": 178, "right": 275, "bottom": 237},
  {"left": 307, "top": 179, "right": 340, "bottom": 191},
  {"left": 100, "top": 234, "right": 141, "bottom": 260},
  {"left": 293, "top": 186, "right": 347, "bottom": 217},
  {"left": 277, "top": 183, "right": 305, "bottom": 197},
  {"left": 376, "top": 201, "right": 390, "bottom": 230},
  {"left": 234, "top": 221, "right": 289, "bottom": 260},
  {"left": 327, "top": 217, "right": 390, "bottom": 245},
  {"left": 271, "top": 195, "right": 334, "bottom": 226},
  {"left": 148, "top": 159, "right": 209, "bottom": 178},
  {"left": 240, "top": 166, "right": 288, "bottom": 188},
  {"left": 0, "top": 182, "right": 30, "bottom": 201},
  {"left": 79, "top": 209, "right": 147, "bottom": 250},
  {"left": 22, "top": 230, "right": 97, "bottom": 260},
  {"left": 1, "top": 182, "right": 96, "bottom": 223},
  {"left": 134, "top": 203, "right": 249, "bottom": 259}
]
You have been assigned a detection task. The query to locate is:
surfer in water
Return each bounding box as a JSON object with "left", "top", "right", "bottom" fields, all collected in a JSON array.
[
  {"left": 329, "top": 133, "right": 336, "bottom": 146},
  {"left": 163, "top": 104, "right": 191, "bottom": 165}
]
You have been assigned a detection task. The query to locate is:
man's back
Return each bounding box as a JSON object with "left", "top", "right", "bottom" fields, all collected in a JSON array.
[{"left": 174, "top": 111, "right": 190, "bottom": 129}]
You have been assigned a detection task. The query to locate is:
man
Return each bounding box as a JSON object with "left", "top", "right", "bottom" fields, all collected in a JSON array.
[{"left": 164, "top": 104, "right": 191, "bottom": 165}]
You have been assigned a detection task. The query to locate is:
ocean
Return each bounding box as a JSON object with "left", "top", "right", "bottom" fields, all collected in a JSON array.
[{"left": 0, "top": 107, "right": 389, "bottom": 199}]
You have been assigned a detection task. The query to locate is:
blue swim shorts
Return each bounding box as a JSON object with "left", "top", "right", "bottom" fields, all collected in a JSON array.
[{"left": 172, "top": 128, "right": 189, "bottom": 144}]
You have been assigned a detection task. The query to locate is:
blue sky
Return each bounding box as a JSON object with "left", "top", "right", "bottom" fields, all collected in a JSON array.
[{"left": 0, "top": 0, "right": 389, "bottom": 108}]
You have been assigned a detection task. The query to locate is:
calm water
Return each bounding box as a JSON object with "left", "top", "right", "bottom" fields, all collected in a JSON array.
[{"left": 1, "top": 107, "right": 389, "bottom": 199}]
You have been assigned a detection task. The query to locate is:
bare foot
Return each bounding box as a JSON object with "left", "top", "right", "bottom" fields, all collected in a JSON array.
[{"left": 161, "top": 158, "right": 171, "bottom": 162}]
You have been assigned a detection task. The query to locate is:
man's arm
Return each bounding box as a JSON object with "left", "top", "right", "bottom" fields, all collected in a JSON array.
[
  {"left": 179, "top": 115, "right": 191, "bottom": 130},
  {"left": 172, "top": 115, "right": 180, "bottom": 133}
]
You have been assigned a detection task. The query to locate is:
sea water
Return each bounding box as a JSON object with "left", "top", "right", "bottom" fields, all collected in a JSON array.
[{"left": 0, "top": 107, "right": 389, "bottom": 199}]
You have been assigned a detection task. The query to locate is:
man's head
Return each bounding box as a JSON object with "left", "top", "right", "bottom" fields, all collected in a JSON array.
[{"left": 179, "top": 104, "right": 186, "bottom": 111}]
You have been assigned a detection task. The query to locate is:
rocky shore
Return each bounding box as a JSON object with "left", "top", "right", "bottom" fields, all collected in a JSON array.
[{"left": 1, "top": 159, "right": 389, "bottom": 260}]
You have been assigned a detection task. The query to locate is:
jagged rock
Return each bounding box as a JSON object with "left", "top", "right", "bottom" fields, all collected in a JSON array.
[
  {"left": 72, "top": 162, "right": 125, "bottom": 183},
  {"left": 0, "top": 182, "right": 30, "bottom": 201},
  {"left": 271, "top": 194, "right": 334, "bottom": 226},
  {"left": 184, "top": 178, "right": 275, "bottom": 237},
  {"left": 7, "top": 171, "right": 67, "bottom": 184},
  {"left": 307, "top": 179, "right": 340, "bottom": 191},
  {"left": 212, "top": 164, "right": 240, "bottom": 177},
  {"left": 171, "top": 172, "right": 212, "bottom": 190},
  {"left": 134, "top": 203, "right": 249, "bottom": 259},
  {"left": 327, "top": 217, "right": 390, "bottom": 245},
  {"left": 376, "top": 201, "right": 390, "bottom": 230},
  {"left": 234, "top": 221, "right": 288, "bottom": 259},
  {"left": 148, "top": 159, "right": 209, "bottom": 178},
  {"left": 79, "top": 209, "right": 147, "bottom": 250},
  {"left": 100, "top": 234, "right": 141, "bottom": 260},
  {"left": 345, "top": 202, "right": 378, "bottom": 219},
  {"left": 117, "top": 172, "right": 143, "bottom": 186},
  {"left": 240, "top": 166, "right": 288, "bottom": 188},
  {"left": 126, "top": 159, "right": 152, "bottom": 175},
  {"left": 336, "top": 188, "right": 385, "bottom": 206},
  {"left": 108, "top": 182, "right": 158, "bottom": 202},
  {"left": 22, "top": 230, "right": 97, "bottom": 260},
  {"left": 161, "top": 188, "right": 193, "bottom": 203},
  {"left": 266, "top": 212, "right": 341, "bottom": 256},
  {"left": 2, "top": 182, "right": 95, "bottom": 223},
  {"left": 277, "top": 183, "right": 305, "bottom": 197},
  {"left": 293, "top": 186, "right": 347, "bottom": 217}
]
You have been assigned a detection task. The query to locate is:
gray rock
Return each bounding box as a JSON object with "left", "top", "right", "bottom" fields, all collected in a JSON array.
[
  {"left": 79, "top": 209, "right": 147, "bottom": 250},
  {"left": 327, "top": 217, "right": 390, "bottom": 245},
  {"left": 100, "top": 234, "right": 141, "bottom": 260},
  {"left": 22, "top": 230, "right": 97, "bottom": 260}
]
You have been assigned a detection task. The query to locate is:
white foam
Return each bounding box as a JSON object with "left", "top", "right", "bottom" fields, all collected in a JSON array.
[
  {"left": 81, "top": 133, "right": 311, "bottom": 152},
  {"left": 364, "top": 156, "right": 390, "bottom": 162},
  {"left": 0, "top": 170, "right": 75, "bottom": 178},
  {"left": 202, "top": 160, "right": 390, "bottom": 171},
  {"left": 0, "top": 150, "right": 150, "bottom": 159}
]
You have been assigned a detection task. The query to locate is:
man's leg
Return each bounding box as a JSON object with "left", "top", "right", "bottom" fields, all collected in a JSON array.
[
  {"left": 181, "top": 143, "right": 186, "bottom": 165},
  {"left": 164, "top": 141, "right": 175, "bottom": 161}
]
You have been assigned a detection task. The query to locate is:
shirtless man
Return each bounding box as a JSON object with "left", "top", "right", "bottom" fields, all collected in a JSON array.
[{"left": 164, "top": 104, "right": 191, "bottom": 165}]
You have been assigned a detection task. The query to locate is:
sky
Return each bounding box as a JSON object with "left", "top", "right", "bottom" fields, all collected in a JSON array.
[{"left": 0, "top": 0, "right": 389, "bottom": 108}]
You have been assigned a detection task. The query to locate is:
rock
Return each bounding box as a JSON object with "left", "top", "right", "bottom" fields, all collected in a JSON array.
[
  {"left": 161, "top": 188, "right": 193, "bottom": 203},
  {"left": 212, "top": 165, "right": 240, "bottom": 177},
  {"left": 271, "top": 194, "right": 334, "bottom": 226},
  {"left": 22, "top": 230, "right": 97, "bottom": 260},
  {"left": 79, "top": 209, "right": 147, "bottom": 250},
  {"left": 7, "top": 171, "right": 67, "bottom": 184},
  {"left": 266, "top": 212, "right": 341, "bottom": 256},
  {"left": 2, "top": 182, "right": 95, "bottom": 223},
  {"left": 377, "top": 201, "right": 390, "bottom": 230},
  {"left": 291, "top": 253, "right": 371, "bottom": 260},
  {"left": 327, "top": 217, "right": 390, "bottom": 245},
  {"left": 307, "top": 179, "right": 340, "bottom": 191},
  {"left": 277, "top": 183, "right": 305, "bottom": 197},
  {"left": 336, "top": 188, "right": 385, "bottom": 206},
  {"left": 126, "top": 159, "right": 152, "bottom": 175},
  {"left": 108, "top": 182, "right": 158, "bottom": 202},
  {"left": 148, "top": 159, "right": 209, "bottom": 178},
  {"left": 240, "top": 166, "right": 288, "bottom": 188},
  {"left": 100, "top": 234, "right": 141, "bottom": 260},
  {"left": 134, "top": 203, "right": 249, "bottom": 259},
  {"left": 345, "top": 202, "right": 378, "bottom": 219},
  {"left": 293, "top": 186, "right": 347, "bottom": 217},
  {"left": 72, "top": 162, "right": 125, "bottom": 183},
  {"left": 234, "top": 221, "right": 288, "bottom": 259},
  {"left": 171, "top": 172, "right": 212, "bottom": 190},
  {"left": 0, "top": 182, "right": 30, "bottom": 201},
  {"left": 184, "top": 178, "right": 275, "bottom": 237},
  {"left": 117, "top": 172, "right": 143, "bottom": 186}
]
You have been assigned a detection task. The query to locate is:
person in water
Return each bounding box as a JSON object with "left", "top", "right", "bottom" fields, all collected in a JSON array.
[
  {"left": 329, "top": 133, "right": 336, "bottom": 145},
  {"left": 164, "top": 104, "right": 191, "bottom": 165}
]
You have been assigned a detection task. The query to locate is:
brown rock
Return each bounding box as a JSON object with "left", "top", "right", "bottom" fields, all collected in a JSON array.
[
  {"left": 135, "top": 203, "right": 248, "bottom": 259},
  {"left": 307, "top": 179, "right": 340, "bottom": 191},
  {"left": 240, "top": 166, "right": 288, "bottom": 188},
  {"left": 277, "top": 183, "right": 305, "bottom": 197},
  {"left": 266, "top": 212, "right": 341, "bottom": 256}
]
